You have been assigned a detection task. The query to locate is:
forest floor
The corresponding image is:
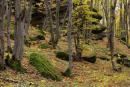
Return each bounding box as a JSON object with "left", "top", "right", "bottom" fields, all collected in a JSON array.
[{"left": 0, "top": 28, "right": 130, "bottom": 87}]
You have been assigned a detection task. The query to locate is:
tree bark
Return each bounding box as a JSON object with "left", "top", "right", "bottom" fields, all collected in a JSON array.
[
  {"left": 25, "top": 0, "right": 33, "bottom": 37},
  {"left": 0, "top": 0, "right": 5, "bottom": 68},
  {"left": 13, "top": 0, "right": 25, "bottom": 61},
  {"left": 103, "top": 0, "right": 110, "bottom": 48},
  {"left": 67, "top": 0, "right": 73, "bottom": 75},
  {"left": 44, "top": 0, "right": 55, "bottom": 48},
  {"left": 6, "top": 0, "right": 12, "bottom": 52},
  {"left": 55, "top": 0, "right": 60, "bottom": 46},
  {"left": 109, "top": 0, "right": 117, "bottom": 70},
  {"left": 127, "top": 0, "right": 130, "bottom": 47}
]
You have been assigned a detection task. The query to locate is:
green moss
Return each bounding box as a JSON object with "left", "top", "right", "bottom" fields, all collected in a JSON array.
[
  {"left": 81, "top": 44, "right": 96, "bottom": 58},
  {"left": 56, "top": 51, "right": 69, "bottom": 61},
  {"left": 0, "top": 64, "right": 5, "bottom": 70},
  {"left": 5, "top": 57, "right": 26, "bottom": 73},
  {"left": 29, "top": 53, "right": 62, "bottom": 81},
  {"left": 64, "top": 68, "right": 72, "bottom": 77},
  {"left": 39, "top": 44, "right": 50, "bottom": 49}
]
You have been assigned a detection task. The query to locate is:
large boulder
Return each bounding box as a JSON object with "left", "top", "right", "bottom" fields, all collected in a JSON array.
[
  {"left": 56, "top": 51, "right": 69, "bottom": 61},
  {"left": 115, "top": 53, "right": 130, "bottom": 67},
  {"left": 82, "top": 45, "right": 96, "bottom": 63}
]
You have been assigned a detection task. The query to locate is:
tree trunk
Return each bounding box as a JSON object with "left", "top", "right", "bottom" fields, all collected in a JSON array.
[
  {"left": 67, "top": 0, "right": 73, "bottom": 76},
  {"left": 25, "top": 0, "right": 33, "bottom": 37},
  {"left": 90, "top": 0, "right": 94, "bottom": 9},
  {"left": 55, "top": 0, "right": 60, "bottom": 46},
  {"left": 103, "top": 0, "right": 110, "bottom": 48},
  {"left": 128, "top": 0, "right": 130, "bottom": 47},
  {"left": 109, "top": 0, "right": 117, "bottom": 70},
  {"left": 0, "top": 0, "right": 5, "bottom": 68},
  {"left": 13, "top": 0, "right": 25, "bottom": 61},
  {"left": 6, "top": 0, "right": 12, "bottom": 52},
  {"left": 44, "top": 0, "right": 55, "bottom": 48}
]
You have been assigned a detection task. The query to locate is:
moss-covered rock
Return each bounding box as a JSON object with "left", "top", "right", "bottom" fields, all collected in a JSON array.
[
  {"left": 115, "top": 53, "right": 130, "bottom": 67},
  {"left": 56, "top": 51, "right": 69, "bottom": 61},
  {"left": 36, "top": 34, "right": 45, "bottom": 40},
  {"left": 39, "top": 43, "right": 50, "bottom": 49},
  {"left": 91, "top": 25, "right": 106, "bottom": 34},
  {"left": 92, "top": 32, "right": 106, "bottom": 40},
  {"left": 29, "top": 53, "right": 62, "bottom": 81},
  {"left": 82, "top": 45, "right": 96, "bottom": 57},
  {"left": 97, "top": 53, "right": 110, "bottom": 61},
  {"left": 82, "top": 44, "right": 96, "bottom": 63},
  {"left": 92, "top": 13, "right": 102, "bottom": 20},
  {"left": 30, "top": 34, "right": 45, "bottom": 41}
]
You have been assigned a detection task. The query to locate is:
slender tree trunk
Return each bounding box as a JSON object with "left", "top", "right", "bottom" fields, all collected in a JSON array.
[
  {"left": 109, "top": 0, "right": 117, "bottom": 70},
  {"left": 55, "top": 0, "right": 60, "bottom": 46},
  {"left": 103, "top": 0, "right": 110, "bottom": 48},
  {"left": 0, "top": 0, "right": 5, "bottom": 68},
  {"left": 44, "top": 0, "right": 55, "bottom": 48},
  {"left": 7, "top": 0, "right": 12, "bottom": 52},
  {"left": 25, "top": 0, "right": 33, "bottom": 37},
  {"left": 124, "top": 0, "right": 130, "bottom": 47},
  {"left": 128, "top": 0, "right": 130, "bottom": 47},
  {"left": 124, "top": 0, "right": 128, "bottom": 44},
  {"left": 67, "top": 0, "right": 73, "bottom": 75},
  {"left": 90, "top": 0, "right": 94, "bottom": 9},
  {"left": 120, "top": 0, "right": 123, "bottom": 39}
]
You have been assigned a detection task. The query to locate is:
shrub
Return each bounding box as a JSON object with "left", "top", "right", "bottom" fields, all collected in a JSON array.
[
  {"left": 39, "top": 44, "right": 50, "bottom": 49},
  {"left": 29, "top": 53, "right": 62, "bottom": 81},
  {"left": 56, "top": 51, "right": 69, "bottom": 61}
]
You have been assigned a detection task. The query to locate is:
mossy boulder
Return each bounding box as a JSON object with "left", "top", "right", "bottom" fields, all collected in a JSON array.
[
  {"left": 36, "top": 34, "right": 45, "bottom": 40},
  {"left": 98, "top": 53, "right": 110, "bottom": 61},
  {"left": 92, "top": 13, "right": 102, "bottom": 20},
  {"left": 82, "top": 44, "right": 96, "bottom": 63},
  {"left": 82, "top": 45, "right": 96, "bottom": 58},
  {"left": 92, "top": 32, "right": 106, "bottom": 40},
  {"left": 91, "top": 25, "right": 106, "bottom": 34},
  {"left": 115, "top": 53, "right": 130, "bottom": 67},
  {"left": 56, "top": 51, "right": 69, "bottom": 61},
  {"left": 30, "top": 34, "right": 45, "bottom": 41},
  {"left": 39, "top": 43, "right": 50, "bottom": 49},
  {"left": 29, "top": 53, "right": 62, "bottom": 81}
]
